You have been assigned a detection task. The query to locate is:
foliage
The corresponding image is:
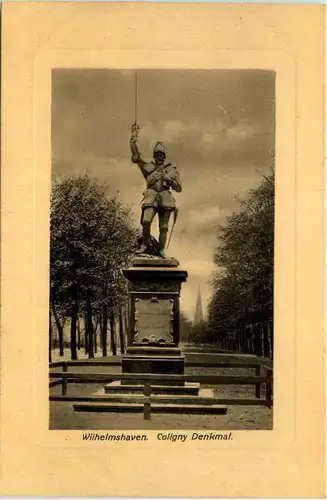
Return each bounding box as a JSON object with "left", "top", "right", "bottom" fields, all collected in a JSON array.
[
  {"left": 189, "top": 320, "right": 213, "bottom": 345},
  {"left": 208, "top": 171, "right": 274, "bottom": 336},
  {"left": 50, "top": 173, "right": 138, "bottom": 358},
  {"left": 179, "top": 312, "right": 193, "bottom": 343}
]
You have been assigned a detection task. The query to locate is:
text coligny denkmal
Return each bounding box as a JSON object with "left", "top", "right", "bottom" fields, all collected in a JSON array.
[{"left": 82, "top": 432, "right": 233, "bottom": 442}]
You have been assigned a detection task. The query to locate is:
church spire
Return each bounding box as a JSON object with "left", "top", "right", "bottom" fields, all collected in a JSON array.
[{"left": 193, "top": 287, "right": 204, "bottom": 325}]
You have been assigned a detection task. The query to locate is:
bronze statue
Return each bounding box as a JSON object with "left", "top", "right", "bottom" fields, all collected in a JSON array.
[{"left": 129, "top": 124, "right": 182, "bottom": 258}]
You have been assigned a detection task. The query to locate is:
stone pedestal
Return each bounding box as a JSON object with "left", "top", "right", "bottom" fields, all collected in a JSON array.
[
  {"left": 74, "top": 258, "right": 227, "bottom": 418},
  {"left": 73, "top": 256, "right": 227, "bottom": 416},
  {"left": 122, "top": 257, "right": 187, "bottom": 384}
]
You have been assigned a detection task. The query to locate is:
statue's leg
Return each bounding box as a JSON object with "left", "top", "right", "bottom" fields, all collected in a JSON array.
[
  {"left": 158, "top": 209, "right": 171, "bottom": 258},
  {"left": 136, "top": 207, "right": 156, "bottom": 254}
]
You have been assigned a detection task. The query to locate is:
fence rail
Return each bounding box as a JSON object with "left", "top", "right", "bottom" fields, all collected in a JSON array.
[
  {"left": 50, "top": 394, "right": 271, "bottom": 407},
  {"left": 50, "top": 371, "right": 269, "bottom": 384},
  {"left": 50, "top": 360, "right": 265, "bottom": 370},
  {"left": 49, "top": 361, "right": 273, "bottom": 419}
]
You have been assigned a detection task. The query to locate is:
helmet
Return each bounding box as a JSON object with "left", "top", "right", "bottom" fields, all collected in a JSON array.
[{"left": 153, "top": 142, "right": 166, "bottom": 157}]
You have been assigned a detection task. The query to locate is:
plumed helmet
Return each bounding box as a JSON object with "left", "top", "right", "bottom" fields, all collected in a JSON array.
[{"left": 153, "top": 142, "right": 166, "bottom": 156}]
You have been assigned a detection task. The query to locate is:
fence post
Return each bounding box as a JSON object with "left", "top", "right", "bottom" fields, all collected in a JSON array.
[
  {"left": 262, "top": 324, "right": 265, "bottom": 356},
  {"left": 254, "top": 324, "right": 263, "bottom": 356},
  {"left": 143, "top": 380, "right": 151, "bottom": 420},
  {"left": 255, "top": 364, "right": 261, "bottom": 399},
  {"left": 239, "top": 329, "right": 243, "bottom": 352},
  {"left": 254, "top": 324, "right": 258, "bottom": 355},
  {"left": 62, "top": 362, "right": 68, "bottom": 396}
]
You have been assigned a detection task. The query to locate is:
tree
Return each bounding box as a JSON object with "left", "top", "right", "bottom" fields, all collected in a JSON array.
[
  {"left": 189, "top": 320, "right": 216, "bottom": 345},
  {"left": 208, "top": 171, "right": 274, "bottom": 338},
  {"left": 179, "top": 312, "right": 192, "bottom": 343},
  {"left": 118, "top": 307, "right": 125, "bottom": 355},
  {"left": 50, "top": 173, "right": 137, "bottom": 360},
  {"left": 49, "top": 309, "right": 53, "bottom": 363}
]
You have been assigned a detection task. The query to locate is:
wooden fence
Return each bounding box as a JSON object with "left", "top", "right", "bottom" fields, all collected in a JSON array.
[{"left": 49, "top": 360, "right": 273, "bottom": 419}]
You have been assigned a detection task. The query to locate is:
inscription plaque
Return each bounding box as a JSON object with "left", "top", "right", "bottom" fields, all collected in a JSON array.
[{"left": 134, "top": 298, "right": 174, "bottom": 344}]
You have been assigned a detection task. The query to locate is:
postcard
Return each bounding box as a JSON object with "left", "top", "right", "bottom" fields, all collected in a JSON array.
[{"left": 1, "top": 2, "right": 325, "bottom": 497}]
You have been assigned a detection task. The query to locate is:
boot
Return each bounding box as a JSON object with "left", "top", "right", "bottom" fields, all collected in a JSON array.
[
  {"left": 159, "top": 228, "right": 168, "bottom": 259},
  {"left": 136, "top": 224, "right": 151, "bottom": 254}
]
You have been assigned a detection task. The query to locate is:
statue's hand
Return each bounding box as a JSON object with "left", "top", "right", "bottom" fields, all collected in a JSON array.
[
  {"left": 131, "top": 123, "right": 139, "bottom": 134},
  {"left": 130, "top": 123, "right": 140, "bottom": 143},
  {"left": 131, "top": 153, "right": 141, "bottom": 163},
  {"left": 162, "top": 174, "right": 172, "bottom": 189}
]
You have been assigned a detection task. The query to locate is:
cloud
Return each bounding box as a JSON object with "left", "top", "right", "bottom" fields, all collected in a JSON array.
[
  {"left": 137, "top": 118, "right": 266, "bottom": 172},
  {"left": 187, "top": 206, "right": 221, "bottom": 226},
  {"left": 52, "top": 151, "right": 267, "bottom": 313},
  {"left": 226, "top": 122, "right": 255, "bottom": 141},
  {"left": 200, "top": 133, "right": 215, "bottom": 147},
  {"left": 52, "top": 69, "right": 275, "bottom": 319},
  {"left": 163, "top": 120, "right": 197, "bottom": 140},
  {"left": 183, "top": 259, "right": 216, "bottom": 278}
]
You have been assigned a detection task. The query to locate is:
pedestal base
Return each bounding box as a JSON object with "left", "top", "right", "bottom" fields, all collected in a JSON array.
[
  {"left": 122, "top": 353, "right": 185, "bottom": 385},
  {"left": 122, "top": 258, "right": 188, "bottom": 385},
  {"left": 73, "top": 386, "right": 228, "bottom": 414}
]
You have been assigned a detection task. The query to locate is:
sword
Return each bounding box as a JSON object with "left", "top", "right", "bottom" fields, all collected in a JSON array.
[
  {"left": 131, "top": 72, "right": 140, "bottom": 141},
  {"left": 166, "top": 207, "right": 178, "bottom": 249},
  {"left": 134, "top": 72, "right": 138, "bottom": 126}
]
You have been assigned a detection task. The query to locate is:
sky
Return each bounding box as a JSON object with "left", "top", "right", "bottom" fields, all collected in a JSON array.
[{"left": 52, "top": 69, "right": 275, "bottom": 320}]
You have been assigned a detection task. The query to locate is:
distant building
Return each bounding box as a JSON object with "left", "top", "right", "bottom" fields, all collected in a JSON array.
[{"left": 193, "top": 287, "right": 204, "bottom": 325}]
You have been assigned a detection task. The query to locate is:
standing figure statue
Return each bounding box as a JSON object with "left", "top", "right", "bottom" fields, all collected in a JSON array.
[{"left": 129, "top": 124, "right": 182, "bottom": 259}]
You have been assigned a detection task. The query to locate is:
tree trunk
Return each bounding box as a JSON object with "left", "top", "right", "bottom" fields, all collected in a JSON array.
[
  {"left": 77, "top": 319, "right": 81, "bottom": 350},
  {"left": 263, "top": 322, "right": 270, "bottom": 358},
  {"left": 94, "top": 331, "right": 98, "bottom": 353},
  {"left": 84, "top": 314, "right": 89, "bottom": 354},
  {"left": 49, "top": 310, "right": 52, "bottom": 363},
  {"left": 109, "top": 310, "right": 117, "bottom": 356},
  {"left": 86, "top": 291, "right": 94, "bottom": 358},
  {"left": 93, "top": 316, "right": 99, "bottom": 354},
  {"left": 70, "top": 303, "right": 78, "bottom": 360},
  {"left": 118, "top": 308, "right": 125, "bottom": 354},
  {"left": 98, "top": 314, "right": 103, "bottom": 349},
  {"left": 102, "top": 304, "right": 108, "bottom": 357},
  {"left": 123, "top": 304, "right": 129, "bottom": 345},
  {"left": 52, "top": 303, "right": 64, "bottom": 356},
  {"left": 257, "top": 324, "right": 263, "bottom": 356},
  {"left": 269, "top": 319, "right": 274, "bottom": 360}
]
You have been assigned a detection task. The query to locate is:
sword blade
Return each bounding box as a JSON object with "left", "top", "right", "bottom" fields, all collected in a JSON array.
[
  {"left": 166, "top": 221, "right": 175, "bottom": 249},
  {"left": 134, "top": 72, "right": 138, "bottom": 125}
]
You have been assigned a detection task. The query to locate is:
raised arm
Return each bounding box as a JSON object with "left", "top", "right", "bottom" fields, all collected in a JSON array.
[{"left": 129, "top": 124, "right": 145, "bottom": 166}]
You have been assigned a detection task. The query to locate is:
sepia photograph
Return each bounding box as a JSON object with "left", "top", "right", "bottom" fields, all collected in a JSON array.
[
  {"left": 1, "top": 2, "right": 324, "bottom": 497},
  {"left": 49, "top": 68, "right": 275, "bottom": 431}
]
